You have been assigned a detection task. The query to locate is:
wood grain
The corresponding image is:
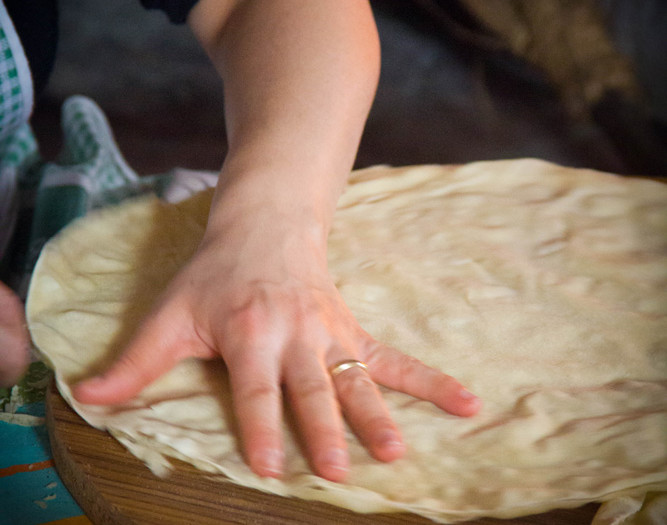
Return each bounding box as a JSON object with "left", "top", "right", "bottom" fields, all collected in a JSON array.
[{"left": 45, "top": 380, "right": 600, "bottom": 525}]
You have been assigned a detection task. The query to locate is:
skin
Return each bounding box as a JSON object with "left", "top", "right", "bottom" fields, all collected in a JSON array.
[
  {"left": 1, "top": 0, "right": 481, "bottom": 482},
  {"left": 0, "top": 280, "right": 29, "bottom": 387}
]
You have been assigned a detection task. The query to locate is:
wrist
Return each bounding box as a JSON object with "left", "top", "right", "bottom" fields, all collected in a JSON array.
[
  {"left": 206, "top": 163, "right": 344, "bottom": 238},
  {"left": 198, "top": 202, "right": 331, "bottom": 285}
]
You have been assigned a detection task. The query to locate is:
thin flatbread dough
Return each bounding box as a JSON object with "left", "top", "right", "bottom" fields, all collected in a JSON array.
[{"left": 27, "top": 159, "right": 667, "bottom": 523}]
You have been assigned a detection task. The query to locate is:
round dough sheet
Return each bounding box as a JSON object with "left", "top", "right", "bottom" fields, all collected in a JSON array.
[{"left": 27, "top": 159, "right": 667, "bottom": 523}]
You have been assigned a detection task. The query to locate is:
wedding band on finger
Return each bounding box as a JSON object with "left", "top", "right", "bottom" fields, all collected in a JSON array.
[{"left": 328, "top": 359, "right": 369, "bottom": 379}]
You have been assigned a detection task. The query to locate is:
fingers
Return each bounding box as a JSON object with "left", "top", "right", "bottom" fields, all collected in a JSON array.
[
  {"left": 282, "top": 354, "right": 349, "bottom": 482},
  {"left": 230, "top": 343, "right": 405, "bottom": 482},
  {"left": 281, "top": 350, "right": 409, "bottom": 481},
  {"left": 364, "top": 344, "right": 482, "bottom": 417},
  {"left": 72, "top": 306, "right": 202, "bottom": 405},
  {"left": 227, "top": 351, "right": 285, "bottom": 479},
  {"left": 331, "top": 362, "right": 406, "bottom": 463}
]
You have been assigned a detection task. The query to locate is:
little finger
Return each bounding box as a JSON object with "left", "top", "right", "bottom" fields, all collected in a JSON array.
[{"left": 365, "top": 344, "right": 481, "bottom": 417}]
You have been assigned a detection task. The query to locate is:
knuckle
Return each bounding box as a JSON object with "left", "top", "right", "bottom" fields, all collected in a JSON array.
[
  {"left": 293, "top": 377, "right": 331, "bottom": 399},
  {"left": 366, "top": 414, "right": 395, "bottom": 432},
  {"left": 245, "top": 422, "right": 278, "bottom": 443},
  {"left": 225, "top": 293, "right": 274, "bottom": 337},
  {"left": 230, "top": 307, "right": 266, "bottom": 341},
  {"left": 397, "top": 354, "right": 425, "bottom": 380},
  {"left": 361, "top": 340, "right": 393, "bottom": 369},
  {"left": 235, "top": 380, "right": 280, "bottom": 404},
  {"left": 434, "top": 371, "right": 459, "bottom": 391},
  {"left": 336, "top": 371, "right": 375, "bottom": 398},
  {"left": 307, "top": 422, "right": 342, "bottom": 439}
]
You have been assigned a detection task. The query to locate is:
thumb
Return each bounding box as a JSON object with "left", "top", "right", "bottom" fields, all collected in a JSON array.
[{"left": 71, "top": 310, "right": 196, "bottom": 405}]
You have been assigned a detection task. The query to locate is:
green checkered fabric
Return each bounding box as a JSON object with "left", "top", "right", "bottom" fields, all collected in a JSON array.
[
  {"left": 0, "top": 27, "right": 28, "bottom": 142},
  {"left": 48, "top": 95, "right": 139, "bottom": 194},
  {"left": 0, "top": 3, "right": 38, "bottom": 266},
  {"left": 0, "top": 123, "right": 40, "bottom": 267},
  {"left": 13, "top": 96, "right": 139, "bottom": 295},
  {"left": 0, "top": 121, "right": 39, "bottom": 170}
]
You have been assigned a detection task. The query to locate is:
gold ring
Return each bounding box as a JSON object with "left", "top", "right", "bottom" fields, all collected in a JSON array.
[{"left": 328, "top": 359, "right": 369, "bottom": 378}]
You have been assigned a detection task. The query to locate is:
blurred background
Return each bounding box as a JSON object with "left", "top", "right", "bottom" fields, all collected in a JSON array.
[{"left": 31, "top": 0, "right": 667, "bottom": 178}]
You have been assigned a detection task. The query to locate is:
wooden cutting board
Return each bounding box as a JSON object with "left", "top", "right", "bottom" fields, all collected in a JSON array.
[{"left": 45, "top": 380, "right": 600, "bottom": 525}]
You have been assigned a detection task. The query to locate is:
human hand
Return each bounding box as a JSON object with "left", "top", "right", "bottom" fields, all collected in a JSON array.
[
  {"left": 0, "top": 280, "right": 30, "bottom": 387},
  {"left": 71, "top": 205, "right": 481, "bottom": 482}
]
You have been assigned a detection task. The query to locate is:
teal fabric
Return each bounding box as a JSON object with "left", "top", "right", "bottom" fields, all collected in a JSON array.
[
  {"left": 1, "top": 96, "right": 144, "bottom": 525},
  {"left": 0, "top": 363, "right": 85, "bottom": 525},
  {"left": 0, "top": 94, "right": 206, "bottom": 525}
]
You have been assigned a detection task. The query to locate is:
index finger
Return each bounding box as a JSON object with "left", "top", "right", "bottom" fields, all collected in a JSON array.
[{"left": 227, "top": 348, "right": 285, "bottom": 479}]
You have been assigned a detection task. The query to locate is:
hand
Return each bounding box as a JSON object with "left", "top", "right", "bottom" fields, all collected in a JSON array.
[
  {"left": 72, "top": 206, "right": 481, "bottom": 482},
  {"left": 71, "top": 0, "right": 483, "bottom": 480},
  {"left": 0, "top": 280, "right": 30, "bottom": 387}
]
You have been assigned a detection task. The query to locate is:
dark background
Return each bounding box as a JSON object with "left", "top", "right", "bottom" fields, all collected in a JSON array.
[{"left": 30, "top": 0, "right": 667, "bottom": 178}]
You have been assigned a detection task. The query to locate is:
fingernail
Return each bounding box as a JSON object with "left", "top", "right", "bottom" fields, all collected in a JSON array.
[
  {"left": 377, "top": 430, "right": 403, "bottom": 450},
  {"left": 254, "top": 448, "right": 284, "bottom": 477},
  {"left": 459, "top": 389, "right": 478, "bottom": 401},
  {"left": 321, "top": 448, "right": 348, "bottom": 472}
]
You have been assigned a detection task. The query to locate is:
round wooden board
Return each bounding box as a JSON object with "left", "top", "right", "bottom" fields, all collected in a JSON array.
[{"left": 46, "top": 379, "right": 600, "bottom": 525}]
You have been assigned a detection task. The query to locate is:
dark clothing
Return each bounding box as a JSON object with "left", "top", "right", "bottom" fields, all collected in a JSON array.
[
  {"left": 4, "top": 0, "right": 200, "bottom": 96},
  {"left": 4, "top": 0, "right": 58, "bottom": 96},
  {"left": 139, "top": 0, "right": 200, "bottom": 24}
]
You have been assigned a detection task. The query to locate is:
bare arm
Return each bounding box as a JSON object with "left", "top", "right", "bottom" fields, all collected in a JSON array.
[
  {"left": 73, "top": 0, "right": 480, "bottom": 482},
  {"left": 189, "top": 0, "right": 380, "bottom": 239}
]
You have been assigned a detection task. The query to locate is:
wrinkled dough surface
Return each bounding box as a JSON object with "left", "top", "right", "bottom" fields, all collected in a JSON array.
[{"left": 27, "top": 160, "right": 667, "bottom": 523}]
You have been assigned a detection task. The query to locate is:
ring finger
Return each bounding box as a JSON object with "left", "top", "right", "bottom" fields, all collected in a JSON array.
[{"left": 329, "top": 358, "right": 406, "bottom": 463}]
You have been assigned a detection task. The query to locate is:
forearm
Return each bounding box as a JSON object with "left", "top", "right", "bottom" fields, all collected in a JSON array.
[
  {"left": 72, "top": 3, "right": 479, "bottom": 480},
  {"left": 188, "top": 0, "right": 380, "bottom": 235}
]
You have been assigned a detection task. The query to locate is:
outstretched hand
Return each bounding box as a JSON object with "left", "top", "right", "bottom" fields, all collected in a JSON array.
[
  {"left": 72, "top": 204, "right": 481, "bottom": 482},
  {"left": 74, "top": 0, "right": 482, "bottom": 482}
]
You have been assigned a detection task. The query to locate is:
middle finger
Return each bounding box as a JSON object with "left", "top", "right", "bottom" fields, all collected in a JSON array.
[{"left": 283, "top": 350, "right": 349, "bottom": 482}]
